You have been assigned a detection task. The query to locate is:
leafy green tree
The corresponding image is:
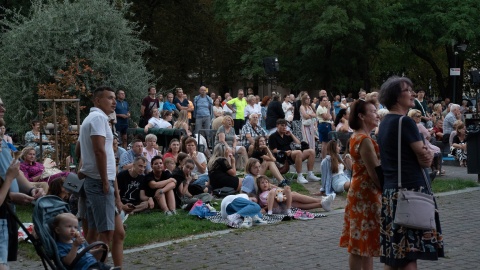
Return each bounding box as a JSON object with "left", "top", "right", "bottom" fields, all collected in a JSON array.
[
  {"left": 0, "top": 0, "right": 154, "bottom": 134},
  {"left": 384, "top": 0, "right": 480, "bottom": 101},
  {"left": 127, "top": 0, "right": 243, "bottom": 95},
  {"left": 214, "top": 0, "right": 388, "bottom": 93}
]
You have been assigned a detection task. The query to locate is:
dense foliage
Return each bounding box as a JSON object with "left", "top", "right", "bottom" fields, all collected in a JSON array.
[{"left": 0, "top": 0, "right": 153, "bottom": 134}]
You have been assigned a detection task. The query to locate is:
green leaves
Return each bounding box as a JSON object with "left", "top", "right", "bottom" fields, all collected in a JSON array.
[{"left": 0, "top": 0, "right": 154, "bottom": 133}]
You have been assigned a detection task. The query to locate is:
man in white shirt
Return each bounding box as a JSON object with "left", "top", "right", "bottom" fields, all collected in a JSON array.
[{"left": 76, "top": 86, "right": 123, "bottom": 267}]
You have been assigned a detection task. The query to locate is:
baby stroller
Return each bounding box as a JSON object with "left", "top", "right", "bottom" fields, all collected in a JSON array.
[{"left": 11, "top": 195, "right": 108, "bottom": 269}]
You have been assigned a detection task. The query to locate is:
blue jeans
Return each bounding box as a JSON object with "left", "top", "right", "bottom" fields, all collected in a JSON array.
[
  {"left": 226, "top": 198, "right": 262, "bottom": 218},
  {"left": 192, "top": 174, "right": 209, "bottom": 187}
]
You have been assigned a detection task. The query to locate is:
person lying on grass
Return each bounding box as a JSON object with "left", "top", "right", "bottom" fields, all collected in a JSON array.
[{"left": 243, "top": 158, "right": 335, "bottom": 212}]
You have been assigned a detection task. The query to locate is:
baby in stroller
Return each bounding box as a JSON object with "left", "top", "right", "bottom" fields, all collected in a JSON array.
[{"left": 53, "top": 213, "right": 118, "bottom": 270}]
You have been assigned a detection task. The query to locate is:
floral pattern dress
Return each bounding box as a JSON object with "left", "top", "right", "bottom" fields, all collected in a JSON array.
[{"left": 339, "top": 133, "right": 382, "bottom": 257}]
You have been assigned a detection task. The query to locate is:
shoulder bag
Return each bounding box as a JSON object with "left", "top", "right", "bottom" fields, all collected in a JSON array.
[{"left": 394, "top": 116, "right": 436, "bottom": 230}]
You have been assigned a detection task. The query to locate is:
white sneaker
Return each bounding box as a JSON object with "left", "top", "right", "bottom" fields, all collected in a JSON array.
[
  {"left": 321, "top": 194, "right": 335, "bottom": 212},
  {"left": 252, "top": 215, "right": 268, "bottom": 226},
  {"left": 240, "top": 216, "right": 253, "bottom": 228},
  {"left": 307, "top": 173, "right": 321, "bottom": 182},
  {"left": 297, "top": 174, "right": 308, "bottom": 184},
  {"left": 227, "top": 213, "right": 242, "bottom": 227}
]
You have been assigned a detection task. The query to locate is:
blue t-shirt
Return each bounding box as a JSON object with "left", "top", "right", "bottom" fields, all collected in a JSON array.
[
  {"left": 241, "top": 174, "right": 256, "bottom": 194},
  {"left": 57, "top": 241, "right": 96, "bottom": 270},
  {"left": 115, "top": 100, "right": 129, "bottom": 126},
  {"left": 333, "top": 101, "right": 341, "bottom": 116},
  {"left": 163, "top": 101, "right": 176, "bottom": 112},
  {"left": 377, "top": 114, "right": 426, "bottom": 189},
  {"left": 194, "top": 96, "right": 211, "bottom": 117}
]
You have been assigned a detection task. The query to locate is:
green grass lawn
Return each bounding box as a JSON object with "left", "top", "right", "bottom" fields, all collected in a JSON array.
[
  {"left": 14, "top": 178, "right": 479, "bottom": 257},
  {"left": 432, "top": 178, "right": 478, "bottom": 193}
]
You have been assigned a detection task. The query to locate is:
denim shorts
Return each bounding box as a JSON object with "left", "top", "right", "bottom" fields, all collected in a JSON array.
[
  {"left": 84, "top": 177, "right": 115, "bottom": 232},
  {"left": 0, "top": 219, "right": 8, "bottom": 266}
]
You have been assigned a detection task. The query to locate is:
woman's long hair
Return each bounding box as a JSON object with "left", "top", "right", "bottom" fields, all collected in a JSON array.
[
  {"left": 326, "top": 140, "right": 343, "bottom": 174},
  {"left": 334, "top": 109, "right": 347, "bottom": 127},
  {"left": 207, "top": 143, "right": 229, "bottom": 170},
  {"left": 253, "top": 136, "right": 267, "bottom": 154},
  {"left": 174, "top": 110, "right": 189, "bottom": 129}
]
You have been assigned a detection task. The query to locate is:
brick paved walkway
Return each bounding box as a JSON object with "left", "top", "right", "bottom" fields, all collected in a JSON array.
[
  {"left": 110, "top": 189, "right": 478, "bottom": 269},
  {"left": 10, "top": 164, "right": 480, "bottom": 269}
]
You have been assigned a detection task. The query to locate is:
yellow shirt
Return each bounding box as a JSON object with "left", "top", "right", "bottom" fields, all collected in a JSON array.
[
  {"left": 316, "top": 105, "right": 330, "bottom": 123},
  {"left": 188, "top": 100, "right": 194, "bottom": 119},
  {"left": 227, "top": 97, "right": 247, "bottom": 120}
]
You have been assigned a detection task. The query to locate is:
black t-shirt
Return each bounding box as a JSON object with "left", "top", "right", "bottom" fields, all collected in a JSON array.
[
  {"left": 251, "top": 149, "right": 266, "bottom": 163},
  {"left": 117, "top": 170, "right": 145, "bottom": 205},
  {"left": 377, "top": 114, "right": 425, "bottom": 189},
  {"left": 268, "top": 132, "right": 293, "bottom": 152},
  {"left": 142, "top": 170, "right": 173, "bottom": 198},
  {"left": 173, "top": 97, "right": 189, "bottom": 109},
  {"left": 266, "top": 101, "right": 285, "bottom": 129},
  {"left": 208, "top": 158, "right": 232, "bottom": 175}
]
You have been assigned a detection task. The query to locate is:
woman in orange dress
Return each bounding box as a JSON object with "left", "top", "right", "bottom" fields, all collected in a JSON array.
[{"left": 339, "top": 100, "right": 382, "bottom": 270}]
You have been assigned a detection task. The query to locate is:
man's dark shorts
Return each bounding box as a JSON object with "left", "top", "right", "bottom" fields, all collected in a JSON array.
[{"left": 318, "top": 122, "right": 332, "bottom": 143}]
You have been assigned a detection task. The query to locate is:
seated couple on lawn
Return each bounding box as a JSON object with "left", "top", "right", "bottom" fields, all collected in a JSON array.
[{"left": 117, "top": 156, "right": 176, "bottom": 215}]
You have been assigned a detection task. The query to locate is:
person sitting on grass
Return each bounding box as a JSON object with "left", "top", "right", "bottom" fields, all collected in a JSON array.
[
  {"left": 162, "top": 138, "right": 181, "bottom": 163},
  {"left": 320, "top": 140, "right": 351, "bottom": 195},
  {"left": 53, "top": 213, "right": 119, "bottom": 270},
  {"left": 242, "top": 158, "right": 335, "bottom": 212},
  {"left": 142, "top": 156, "right": 177, "bottom": 215},
  {"left": 119, "top": 140, "right": 151, "bottom": 174},
  {"left": 173, "top": 159, "right": 208, "bottom": 209},
  {"left": 163, "top": 157, "right": 176, "bottom": 174},
  {"left": 248, "top": 136, "right": 288, "bottom": 186},
  {"left": 207, "top": 143, "right": 242, "bottom": 192},
  {"left": 255, "top": 175, "right": 293, "bottom": 215},
  {"left": 183, "top": 137, "right": 209, "bottom": 188},
  {"left": 116, "top": 156, "right": 154, "bottom": 214},
  {"left": 268, "top": 119, "right": 320, "bottom": 184},
  {"left": 47, "top": 177, "right": 70, "bottom": 202}
]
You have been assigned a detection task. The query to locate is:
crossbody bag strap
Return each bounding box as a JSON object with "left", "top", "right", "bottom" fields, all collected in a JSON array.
[{"left": 398, "top": 116, "right": 403, "bottom": 188}]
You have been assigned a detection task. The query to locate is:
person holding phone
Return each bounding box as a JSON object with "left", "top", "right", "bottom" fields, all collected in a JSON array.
[{"left": 116, "top": 156, "right": 153, "bottom": 214}]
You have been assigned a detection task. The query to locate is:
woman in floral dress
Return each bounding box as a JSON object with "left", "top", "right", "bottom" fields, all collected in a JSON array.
[{"left": 339, "top": 100, "right": 382, "bottom": 270}]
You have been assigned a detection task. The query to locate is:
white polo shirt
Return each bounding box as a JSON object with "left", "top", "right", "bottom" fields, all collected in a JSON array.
[{"left": 79, "top": 107, "right": 116, "bottom": 180}]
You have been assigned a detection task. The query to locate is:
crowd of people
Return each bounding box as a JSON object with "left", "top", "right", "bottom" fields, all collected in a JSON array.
[{"left": 3, "top": 75, "right": 474, "bottom": 268}]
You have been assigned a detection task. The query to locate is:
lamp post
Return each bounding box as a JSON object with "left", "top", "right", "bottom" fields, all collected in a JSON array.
[{"left": 452, "top": 43, "right": 468, "bottom": 104}]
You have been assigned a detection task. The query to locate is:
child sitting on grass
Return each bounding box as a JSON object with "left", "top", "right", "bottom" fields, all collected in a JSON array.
[
  {"left": 53, "top": 213, "right": 118, "bottom": 270},
  {"left": 255, "top": 175, "right": 293, "bottom": 215}
]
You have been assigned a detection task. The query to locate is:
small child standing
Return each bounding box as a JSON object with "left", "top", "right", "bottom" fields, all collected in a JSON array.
[
  {"left": 256, "top": 175, "right": 292, "bottom": 215},
  {"left": 53, "top": 213, "right": 117, "bottom": 270}
]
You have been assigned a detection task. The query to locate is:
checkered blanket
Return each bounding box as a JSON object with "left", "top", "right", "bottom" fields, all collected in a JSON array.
[{"left": 205, "top": 208, "right": 326, "bottom": 229}]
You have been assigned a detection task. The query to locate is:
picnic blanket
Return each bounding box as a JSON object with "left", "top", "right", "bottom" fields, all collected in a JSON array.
[{"left": 205, "top": 208, "right": 326, "bottom": 229}]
